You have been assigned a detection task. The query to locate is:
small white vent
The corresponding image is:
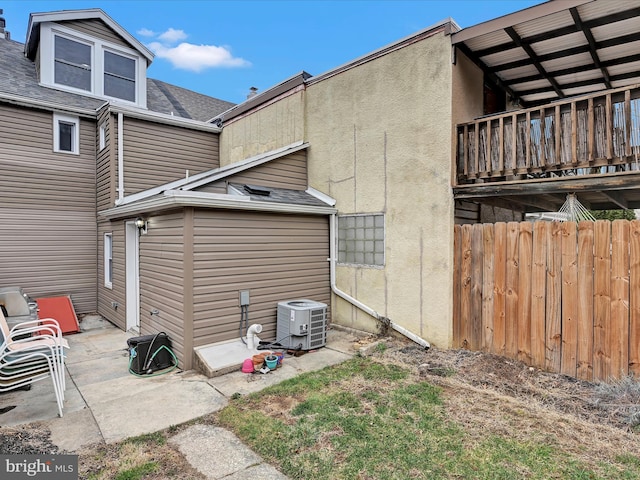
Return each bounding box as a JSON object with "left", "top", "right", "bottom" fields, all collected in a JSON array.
[{"left": 276, "top": 299, "right": 327, "bottom": 350}]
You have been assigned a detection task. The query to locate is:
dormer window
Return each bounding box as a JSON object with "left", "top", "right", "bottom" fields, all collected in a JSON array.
[
  {"left": 54, "top": 35, "right": 91, "bottom": 91},
  {"left": 39, "top": 22, "right": 147, "bottom": 107},
  {"left": 104, "top": 50, "right": 136, "bottom": 102}
]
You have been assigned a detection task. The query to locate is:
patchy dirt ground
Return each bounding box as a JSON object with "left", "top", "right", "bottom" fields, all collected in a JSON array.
[{"left": 1, "top": 336, "right": 639, "bottom": 477}]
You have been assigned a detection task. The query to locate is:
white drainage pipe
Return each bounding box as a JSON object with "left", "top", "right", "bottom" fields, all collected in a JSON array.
[
  {"left": 246, "top": 324, "right": 263, "bottom": 350},
  {"left": 328, "top": 214, "right": 431, "bottom": 350}
]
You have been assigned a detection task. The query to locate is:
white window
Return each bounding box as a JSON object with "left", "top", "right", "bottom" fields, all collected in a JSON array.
[
  {"left": 99, "top": 122, "right": 106, "bottom": 150},
  {"left": 104, "top": 233, "right": 113, "bottom": 289},
  {"left": 40, "top": 23, "right": 146, "bottom": 106},
  {"left": 338, "top": 214, "right": 385, "bottom": 266},
  {"left": 54, "top": 35, "right": 92, "bottom": 91},
  {"left": 104, "top": 50, "right": 136, "bottom": 102},
  {"left": 53, "top": 113, "right": 79, "bottom": 154}
]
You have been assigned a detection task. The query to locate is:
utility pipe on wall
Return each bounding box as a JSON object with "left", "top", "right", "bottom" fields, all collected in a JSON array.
[
  {"left": 328, "top": 214, "right": 431, "bottom": 350},
  {"left": 246, "top": 323, "right": 263, "bottom": 350}
]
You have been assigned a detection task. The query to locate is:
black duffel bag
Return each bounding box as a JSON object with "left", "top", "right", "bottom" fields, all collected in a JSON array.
[{"left": 127, "top": 332, "right": 177, "bottom": 375}]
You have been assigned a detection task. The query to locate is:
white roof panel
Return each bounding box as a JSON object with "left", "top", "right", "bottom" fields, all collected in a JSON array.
[
  {"left": 555, "top": 70, "right": 603, "bottom": 85},
  {"left": 542, "top": 52, "right": 595, "bottom": 71},
  {"left": 577, "top": 0, "right": 635, "bottom": 22},
  {"left": 608, "top": 60, "right": 640, "bottom": 77},
  {"left": 598, "top": 40, "right": 640, "bottom": 62},
  {"left": 481, "top": 48, "right": 529, "bottom": 67},
  {"left": 515, "top": 9, "right": 575, "bottom": 39},
  {"left": 563, "top": 84, "right": 607, "bottom": 96},
  {"left": 533, "top": 32, "right": 587, "bottom": 56},
  {"left": 592, "top": 17, "right": 640, "bottom": 42},
  {"left": 464, "top": 29, "right": 512, "bottom": 51},
  {"left": 509, "top": 79, "right": 551, "bottom": 91}
]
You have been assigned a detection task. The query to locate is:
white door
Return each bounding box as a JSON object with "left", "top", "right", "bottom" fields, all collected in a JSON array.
[{"left": 125, "top": 222, "right": 140, "bottom": 332}]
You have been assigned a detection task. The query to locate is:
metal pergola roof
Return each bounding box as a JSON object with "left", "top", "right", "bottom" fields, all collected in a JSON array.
[{"left": 452, "top": 0, "right": 640, "bottom": 107}]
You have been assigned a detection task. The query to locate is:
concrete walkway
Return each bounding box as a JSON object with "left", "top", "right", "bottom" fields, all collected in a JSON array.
[{"left": 0, "top": 315, "right": 362, "bottom": 479}]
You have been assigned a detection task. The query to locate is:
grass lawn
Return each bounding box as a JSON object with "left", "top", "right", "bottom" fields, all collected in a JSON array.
[{"left": 217, "top": 356, "right": 640, "bottom": 480}]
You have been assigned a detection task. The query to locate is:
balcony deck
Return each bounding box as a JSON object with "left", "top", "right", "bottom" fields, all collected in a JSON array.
[{"left": 454, "top": 85, "right": 640, "bottom": 212}]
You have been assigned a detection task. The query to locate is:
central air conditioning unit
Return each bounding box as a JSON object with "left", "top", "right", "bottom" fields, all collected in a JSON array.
[{"left": 276, "top": 299, "right": 327, "bottom": 350}]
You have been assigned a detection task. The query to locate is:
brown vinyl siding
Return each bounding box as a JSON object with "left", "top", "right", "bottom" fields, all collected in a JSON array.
[
  {"left": 122, "top": 117, "right": 220, "bottom": 196},
  {"left": 195, "top": 151, "right": 308, "bottom": 194},
  {"left": 97, "top": 221, "right": 126, "bottom": 329},
  {"left": 96, "top": 110, "right": 115, "bottom": 211},
  {"left": 139, "top": 211, "right": 186, "bottom": 365},
  {"left": 0, "top": 103, "right": 97, "bottom": 313},
  {"left": 192, "top": 210, "right": 330, "bottom": 348},
  {"left": 59, "top": 19, "right": 129, "bottom": 48}
]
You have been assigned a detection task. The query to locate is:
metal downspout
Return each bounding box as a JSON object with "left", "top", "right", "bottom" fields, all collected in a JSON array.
[
  {"left": 329, "top": 214, "right": 430, "bottom": 350},
  {"left": 117, "top": 112, "right": 124, "bottom": 202}
]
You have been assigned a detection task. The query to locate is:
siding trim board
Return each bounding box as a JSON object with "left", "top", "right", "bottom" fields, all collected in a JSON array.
[
  {"left": 100, "top": 189, "right": 336, "bottom": 220},
  {"left": 115, "top": 141, "right": 309, "bottom": 207}
]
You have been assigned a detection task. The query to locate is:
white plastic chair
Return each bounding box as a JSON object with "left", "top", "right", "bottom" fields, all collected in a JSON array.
[{"left": 0, "top": 310, "right": 69, "bottom": 416}]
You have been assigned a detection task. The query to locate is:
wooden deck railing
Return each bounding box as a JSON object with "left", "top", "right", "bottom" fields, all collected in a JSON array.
[{"left": 456, "top": 84, "right": 640, "bottom": 184}]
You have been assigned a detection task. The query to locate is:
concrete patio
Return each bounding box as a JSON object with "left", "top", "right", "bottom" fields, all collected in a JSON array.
[{"left": 0, "top": 315, "right": 364, "bottom": 458}]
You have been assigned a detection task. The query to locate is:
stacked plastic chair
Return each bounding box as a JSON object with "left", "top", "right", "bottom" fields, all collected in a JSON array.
[{"left": 0, "top": 311, "right": 69, "bottom": 417}]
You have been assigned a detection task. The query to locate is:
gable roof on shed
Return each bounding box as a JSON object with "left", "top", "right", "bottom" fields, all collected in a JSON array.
[{"left": 100, "top": 141, "right": 335, "bottom": 219}]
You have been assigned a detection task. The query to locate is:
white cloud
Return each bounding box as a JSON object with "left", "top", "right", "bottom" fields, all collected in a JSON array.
[
  {"left": 148, "top": 42, "right": 250, "bottom": 72},
  {"left": 141, "top": 26, "right": 250, "bottom": 72},
  {"left": 137, "top": 28, "right": 156, "bottom": 37},
  {"left": 157, "top": 28, "right": 188, "bottom": 44}
]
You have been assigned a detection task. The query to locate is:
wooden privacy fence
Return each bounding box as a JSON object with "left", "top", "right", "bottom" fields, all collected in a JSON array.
[{"left": 453, "top": 220, "right": 640, "bottom": 382}]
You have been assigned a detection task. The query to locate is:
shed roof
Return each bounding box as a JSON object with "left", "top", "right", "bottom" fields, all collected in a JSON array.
[{"left": 452, "top": 0, "right": 640, "bottom": 106}]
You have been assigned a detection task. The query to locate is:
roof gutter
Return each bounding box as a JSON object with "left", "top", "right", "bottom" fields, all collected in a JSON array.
[
  {"left": 328, "top": 213, "right": 431, "bottom": 350},
  {"left": 108, "top": 103, "right": 221, "bottom": 133},
  {"left": 100, "top": 189, "right": 336, "bottom": 220},
  {"left": 0, "top": 92, "right": 98, "bottom": 117}
]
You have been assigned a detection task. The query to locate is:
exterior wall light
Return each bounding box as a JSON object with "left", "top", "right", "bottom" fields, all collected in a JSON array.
[{"left": 135, "top": 217, "right": 148, "bottom": 235}]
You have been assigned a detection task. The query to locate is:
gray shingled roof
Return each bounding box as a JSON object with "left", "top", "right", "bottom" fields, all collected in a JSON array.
[
  {"left": 229, "top": 183, "right": 331, "bottom": 207},
  {"left": 0, "top": 37, "right": 235, "bottom": 120}
]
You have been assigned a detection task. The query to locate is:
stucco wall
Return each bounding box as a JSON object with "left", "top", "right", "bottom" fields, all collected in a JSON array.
[
  {"left": 216, "top": 26, "right": 458, "bottom": 348},
  {"left": 219, "top": 91, "right": 305, "bottom": 166},
  {"left": 306, "top": 28, "right": 455, "bottom": 347}
]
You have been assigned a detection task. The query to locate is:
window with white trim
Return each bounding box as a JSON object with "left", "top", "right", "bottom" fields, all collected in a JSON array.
[
  {"left": 104, "top": 50, "right": 136, "bottom": 102},
  {"left": 99, "top": 122, "right": 106, "bottom": 150},
  {"left": 53, "top": 113, "right": 79, "bottom": 154},
  {"left": 104, "top": 233, "right": 113, "bottom": 289},
  {"left": 54, "top": 35, "right": 92, "bottom": 91},
  {"left": 40, "top": 23, "right": 146, "bottom": 106},
  {"left": 337, "top": 214, "right": 385, "bottom": 266}
]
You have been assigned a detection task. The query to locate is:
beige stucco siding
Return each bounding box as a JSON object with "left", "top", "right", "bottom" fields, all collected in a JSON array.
[
  {"left": 306, "top": 29, "right": 455, "bottom": 347},
  {"left": 121, "top": 117, "right": 220, "bottom": 197},
  {"left": 192, "top": 210, "right": 330, "bottom": 348},
  {"left": 220, "top": 91, "right": 305, "bottom": 166},
  {"left": 0, "top": 103, "right": 97, "bottom": 313}
]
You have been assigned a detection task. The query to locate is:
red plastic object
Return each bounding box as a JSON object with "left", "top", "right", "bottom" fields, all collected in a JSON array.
[
  {"left": 242, "top": 358, "right": 254, "bottom": 373},
  {"left": 35, "top": 296, "right": 80, "bottom": 335}
]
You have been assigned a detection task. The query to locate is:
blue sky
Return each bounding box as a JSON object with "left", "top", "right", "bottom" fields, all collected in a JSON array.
[{"left": 3, "top": 1, "right": 542, "bottom": 104}]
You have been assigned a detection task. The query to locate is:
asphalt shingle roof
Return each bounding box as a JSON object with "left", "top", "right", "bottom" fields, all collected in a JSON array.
[
  {"left": 0, "top": 37, "right": 235, "bottom": 120},
  {"left": 229, "top": 183, "right": 331, "bottom": 207}
]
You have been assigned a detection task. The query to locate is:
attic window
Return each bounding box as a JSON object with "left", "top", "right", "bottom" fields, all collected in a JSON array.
[
  {"left": 54, "top": 35, "right": 92, "bottom": 91},
  {"left": 243, "top": 185, "right": 271, "bottom": 196},
  {"left": 40, "top": 23, "right": 147, "bottom": 107}
]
